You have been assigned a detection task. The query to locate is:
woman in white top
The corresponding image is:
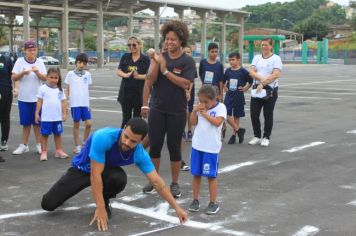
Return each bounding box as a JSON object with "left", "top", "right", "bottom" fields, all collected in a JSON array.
[{"left": 248, "top": 38, "right": 282, "bottom": 147}]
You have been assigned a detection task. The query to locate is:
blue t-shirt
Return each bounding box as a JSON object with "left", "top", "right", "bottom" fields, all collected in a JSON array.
[
  {"left": 223, "top": 67, "right": 252, "bottom": 103},
  {"left": 72, "top": 127, "right": 155, "bottom": 174},
  {"left": 199, "top": 59, "right": 224, "bottom": 86}
]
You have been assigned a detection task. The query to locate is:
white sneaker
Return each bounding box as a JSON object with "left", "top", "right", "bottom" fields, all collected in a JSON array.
[
  {"left": 260, "top": 138, "right": 270, "bottom": 147},
  {"left": 248, "top": 137, "right": 261, "bottom": 145},
  {"left": 36, "top": 143, "right": 42, "bottom": 154},
  {"left": 73, "top": 145, "right": 81, "bottom": 154},
  {"left": 13, "top": 144, "right": 29, "bottom": 155}
]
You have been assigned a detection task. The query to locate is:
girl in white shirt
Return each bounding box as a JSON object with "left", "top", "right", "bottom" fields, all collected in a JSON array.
[
  {"left": 188, "top": 85, "right": 227, "bottom": 215},
  {"left": 35, "top": 68, "right": 68, "bottom": 161}
]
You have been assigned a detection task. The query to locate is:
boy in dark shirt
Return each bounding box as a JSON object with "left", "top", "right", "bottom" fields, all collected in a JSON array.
[{"left": 223, "top": 52, "right": 252, "bottom": 144}]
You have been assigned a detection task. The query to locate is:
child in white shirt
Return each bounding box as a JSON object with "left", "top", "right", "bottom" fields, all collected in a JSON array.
[
  {"left": 35, "top": 68, "right": 68, "bottom": 161},
  {"left": 188, "top": 85, "right": 227, "bottom": 215},
  {"left": 64, "top": 53, "right": 92, "bottom": 154}
]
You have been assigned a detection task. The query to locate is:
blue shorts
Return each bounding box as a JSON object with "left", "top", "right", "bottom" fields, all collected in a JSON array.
[
  {"left": 41, "top": 121, "right": 63, "bottom": 135},
  {"left": 71, "top": 107, "right": 91, "bottom": 122},
  {"left": 187, "top": 85, "right": 195, "bottom": 113},
  {"left": 224, "top": 95, "right": 245, "bottom": 118},
  {"left": 18, "top": 101, "right": 37, "bottom": 126},
  {"left": 190, "top": 147, "right": 219, "bottom": 178}
]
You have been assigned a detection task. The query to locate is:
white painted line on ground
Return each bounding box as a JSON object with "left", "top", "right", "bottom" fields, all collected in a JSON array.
[
  {"left": 281, "top": 142, "right": 325, "bottom": 153},
  {"left": 346, "top": 130, "right": 356, "bottom": 134},
  {"left": 218, "top": 161, "right": 260, "bottom": 174},
  {"left": 282, "top": 79, "right": 356, "bottom": 87},
  {"left": 347, "top": 200, "right": 356, "bottom": 206},
  {"left": 292, "top": 225, "right": 320, "bottom": 236},
  {"left": 279, "top": 95, "right": 341, "bottom": 100},
  {"left": 128, "top": 225, "right": 180, "bottom": 236},
  {"left": 0, "top": 202, "right": 248, "bottom": 236},
  {"left": 119, "top": 192, "right": 147, "bottom": 202},
  {"left": 91, "top": 108, "right": 122, "bottom": 113}
]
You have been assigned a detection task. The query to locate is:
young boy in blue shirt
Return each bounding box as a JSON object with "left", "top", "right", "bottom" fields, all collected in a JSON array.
[{"left": 223, "top": 52, "right": 252, "bottom": 144}]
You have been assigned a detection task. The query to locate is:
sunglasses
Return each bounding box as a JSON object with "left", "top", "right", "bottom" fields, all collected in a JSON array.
[{"left": 127, "top": 44, "right": 137, "bottom": 48}]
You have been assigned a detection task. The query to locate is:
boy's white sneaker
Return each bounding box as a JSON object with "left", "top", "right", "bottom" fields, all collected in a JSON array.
[
  {"left": 260, "top": 138, "right": 270, "bottom": 147},
  {"left": 248, "top": 137, "right": 261, "bottom": 145},
  {"left": 36, "top": 143, "right": 42, "bottom": 154},
  {"left": 13, "top": 144, "right": 29, "bottom": 155}
]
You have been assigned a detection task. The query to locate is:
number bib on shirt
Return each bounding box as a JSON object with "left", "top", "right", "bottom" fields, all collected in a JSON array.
[
  {"left": 229, "top": 78, "right": 238, "bottom": 91},
  {"left": 204, "top": 71, "right": 214, "bottom": 84}
]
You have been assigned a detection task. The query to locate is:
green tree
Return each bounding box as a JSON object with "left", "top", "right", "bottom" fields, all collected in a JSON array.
[
  {"left": 76, "top": 35, "right": 96, "bottom": 51},
  {"left": 0, "top": 26, "right": 8, "bottom": 46},
  {"left": 350, "top": 16, "right": 356, "bottom": 31},
  {"left": 298, "top": 16, "right": 329, "bottom": 40}
]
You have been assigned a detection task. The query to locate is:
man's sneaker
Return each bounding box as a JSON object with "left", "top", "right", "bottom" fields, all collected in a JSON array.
[
  {"left": 55, "top": 149, "right": 69, "bottom": 159},
  {"left": 36, "top": 143, "right": 42, "bottom": 154},
  {"left": 0, "top": 156, "right": 5, "bottom": 162},
  {"left": 260, "top": 138, "right": 270, "bottom": 147},
  {"left": 73, "top": 145, "right": 81, "bottom": 154},
  {"left": 142, "top": 183, "right": 155, "bottom": 194},
  {"left": 205, "top": 201, "right": 220, "bottom": 215},
  {"left": 237, "top": 128, "right": 246, "bottom": 144},
  {"left": 0, "top": 141, "right": 8, "bottom": 151},
  {"left": 228, "top": 135, "right": 236, "bottom": 144},
  {"left": 40, "top": 151, "right": 48, "bottom": 161},
  {"left": 186, "top": 131, "right": 193, "bottom": 142},
  {"left": 248, "top": 137, "right": 261, "bottom": 145},
  {"left": 181, "top": 160, "right": 190, "bottom": 171},
  {"left": 104, "top": 198, "right": 112, "bottom": 219},
  {"left": 188, "top": 199, "right": 200, "bottom": 212},
  {"left": 13, "top": 144, "right": 29, "bottom": 155},
  {"left": 170, "top": 182, "right": 181, "bottom": 198}
]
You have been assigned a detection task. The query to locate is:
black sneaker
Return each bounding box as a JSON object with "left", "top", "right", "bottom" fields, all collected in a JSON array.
[
  {"left": 0, "top": 156, "right": 5, "bottom": 162},
  {"left": 188, "top": 199, "right": 200, "bottom": 212},
  {"left": 170, "top": 182, "right": 181, "bottom": 198},
  {"left": 228, "top": 135, "right": 236, "bottom": 144},
  {"left": 142, "top": 183, "right": 155, "bottom": 194},
  {"left": 0, "top": 140, "right": 8, "bottom": 151},
  {"left": 181, "top": 160, "right": 190, "bottom": 171},
  {"left": 104, "top": 198, "right": 112, "bottom": 219},
  {"left": 205, "top": 201, "right": 220, "bottom": 215},
  {"left": 237, "top": 128, "right": 246, "bottom": 144}
]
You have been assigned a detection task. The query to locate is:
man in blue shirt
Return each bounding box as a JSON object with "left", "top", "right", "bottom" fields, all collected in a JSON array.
[{"left": 41, "top": 118, "right": 187, "bottom": 231}]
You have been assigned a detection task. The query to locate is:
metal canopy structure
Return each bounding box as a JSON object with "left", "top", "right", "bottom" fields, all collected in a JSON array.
[{"left": 0, "top": 0, "right": 249, "bottom": 68}]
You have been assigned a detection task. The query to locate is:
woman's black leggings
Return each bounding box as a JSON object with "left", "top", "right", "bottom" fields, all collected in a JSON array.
[
  {"left": 148, "top": 108, "right": 186, "bottom": 161},
  {"left": 250, "top": 89, "right": 278, "bottom": 139},
  {"left": 41, "top": 166, "right": 127, "bottom": 211},
  {"left": 0, "top": 93, "right": 12, "bottom": 142},
  {"left": 121, "top": 88, "right": 142, "bottom": 128}
]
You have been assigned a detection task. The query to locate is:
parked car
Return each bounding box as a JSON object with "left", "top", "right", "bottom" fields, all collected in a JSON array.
[
  {"left": 68, "top": 57, "right": 75, "bottom": 65},
  {"left": 40, "top": 56, "right": 59, "bottom": 65},
  {"left": 88, "top": 56, "right": 107, "bottom": 65}
]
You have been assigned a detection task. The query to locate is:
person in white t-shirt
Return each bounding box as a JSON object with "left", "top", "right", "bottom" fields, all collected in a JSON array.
[
  {"left": 11, "top": 40, "right": 47, "bottom": 155},
  {"left": 248, "top": 38, "right": 283, "bottom": 147},
  {"left": 188, "top": 85, "right": 227, "bottom": 215},
  {"left": 64, "top": 53, "right": 92, "bottom": 154},
  {"left": 35, "top": 68, "right": 68, "bottom": 161}
]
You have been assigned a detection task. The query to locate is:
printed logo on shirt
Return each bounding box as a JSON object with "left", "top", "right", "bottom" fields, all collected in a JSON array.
[
  {"left": 209, "top": 111, "right": 216, "bottom": 117},
  {"left": 83, "top": 76, "right": 88, "bottom": 83},
  {"left": 203, "top": 163, "right": 210, "bottom": 175},
  {"left": 173, "top": 67, "right": 182, "bottom": 75},
  {"left": 204, "top": 71, "right": 214, "bottom": 84},
  {"left": 229, "top": 78, "right": 238, "bottom": 91},
  {"left": 128, "top": 66, "right": 137, "bottom": 72}
]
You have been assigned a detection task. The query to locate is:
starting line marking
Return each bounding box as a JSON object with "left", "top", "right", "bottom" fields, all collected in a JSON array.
[
  {"left": 281, "top": 142, "right": 325, "bottom": 153},
  {"left": 346, "top": 130, "right": 356, "bottom": 134},
  {"left": 292, "top": 225, "right": 320, "bottom": 236},
  {"left": 218, "top": 161, "right": 260, "bottom": 174}
]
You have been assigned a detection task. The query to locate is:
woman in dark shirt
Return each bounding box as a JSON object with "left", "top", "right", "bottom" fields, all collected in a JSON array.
[
  {"left": 0, "top": 54, "right": 14, "bottom": 162},
  {"left": 141, "top": 20, "right": 196, "bottom": 197},
  {"left": 116, "top": 36, "right": 150, "bottom": 128}
]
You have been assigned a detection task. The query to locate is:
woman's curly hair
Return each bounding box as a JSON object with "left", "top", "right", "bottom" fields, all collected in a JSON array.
[{"left": 160, "top": 20, "right": 189, "bottom": 48}]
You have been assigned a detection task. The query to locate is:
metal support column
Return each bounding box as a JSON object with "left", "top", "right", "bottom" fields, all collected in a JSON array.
[
  {"left": 238, "top": 16, "right": 244, "bottom": 65},
  {"left": 62, "top": 0, "right": 69, "bottom": 68},
  {"left": 199, "top": 11, "right": 207, "bottom": 59},
  {"left": 80, "top": 20, "right": 86, "bottom": 53},
  {"left": 96, "top": 0, "right": 104, "bottom": 68},
  {"left": 127, "top": 5, "right": 133, "bottom": 37},
  {"left": 23, "top": 0, "right": 30, "bottom": 41},
  {"left": 220, "top": 13, "right": 226, "bottom": 64},
  {"left": 154, "top": 7, "right": 160, "bottom": 51}
]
